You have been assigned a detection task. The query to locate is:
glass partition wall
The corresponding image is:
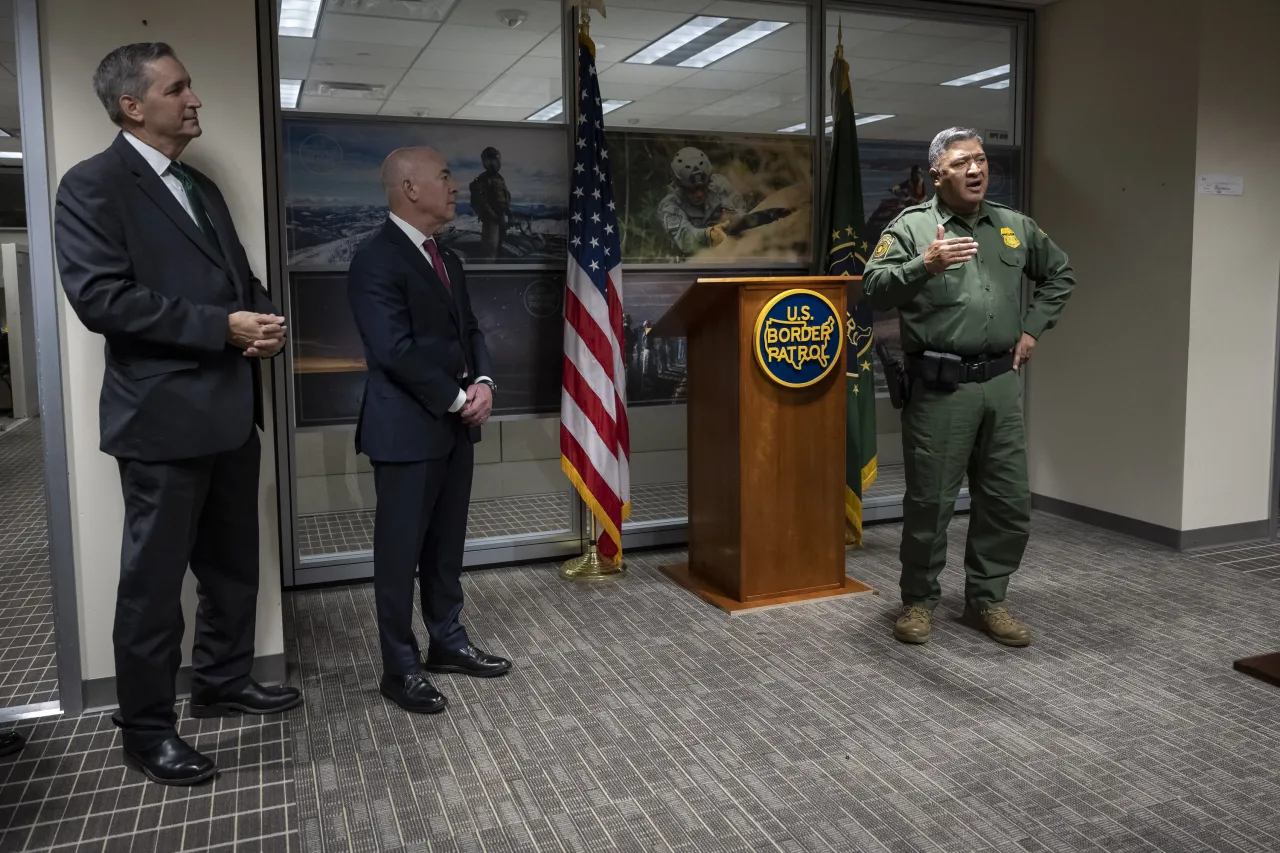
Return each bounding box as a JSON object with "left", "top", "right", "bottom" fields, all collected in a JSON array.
[{"left": 267, "top": 0, "right": 1030, "bottom": 586}]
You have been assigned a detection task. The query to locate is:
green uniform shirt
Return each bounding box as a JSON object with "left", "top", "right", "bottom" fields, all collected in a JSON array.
[{"left": 862, "top": 195, "right": 1075, "bottom": 356}]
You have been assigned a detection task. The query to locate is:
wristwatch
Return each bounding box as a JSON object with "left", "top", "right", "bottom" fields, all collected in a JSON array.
[{"left": 476, "top": 377, "right": 497, "bottom": 393}]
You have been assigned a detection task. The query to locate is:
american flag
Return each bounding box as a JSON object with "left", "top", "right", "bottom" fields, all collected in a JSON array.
[{"left": 559, "top": 27, "right": 630, "bottom": 560}]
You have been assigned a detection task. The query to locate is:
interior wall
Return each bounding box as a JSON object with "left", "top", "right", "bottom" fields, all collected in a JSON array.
[
  {"left": 40, "top": 0, "right": 283, "bottom": 687},
  {"left": 1180, "top": 0, "right": 1280, "bottom": 532},
  {"left": 1027, "top": 0, "right": 1201, "bottom": 530}
]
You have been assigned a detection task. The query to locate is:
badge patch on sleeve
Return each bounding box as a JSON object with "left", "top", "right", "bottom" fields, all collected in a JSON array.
[
  {"left": 1000, "top": 227, "right": 1021, "bottom": 249},
  {"left": 871, "top": 233, "right": 895, "bottom": 261}
]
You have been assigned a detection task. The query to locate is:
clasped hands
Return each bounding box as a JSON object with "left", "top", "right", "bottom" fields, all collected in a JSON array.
[
  {"left": 460, "top": 383, "right": 492, "bottom": 426},
  {"left": 228, "top": 311, "right": 287, "bottom": 358}
]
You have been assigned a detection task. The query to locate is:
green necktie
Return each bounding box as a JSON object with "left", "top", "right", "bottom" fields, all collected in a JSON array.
[{"left": 168, "top": 162, "right": 220, "bottom": 249}]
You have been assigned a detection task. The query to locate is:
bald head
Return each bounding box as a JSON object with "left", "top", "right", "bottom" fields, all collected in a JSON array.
[{"left": 382, "top": 147, "right": 457, "bottom": 234}]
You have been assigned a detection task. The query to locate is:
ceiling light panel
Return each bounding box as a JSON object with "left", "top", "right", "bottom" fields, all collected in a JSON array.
[
  {"left": 280, "top": 79, "right": 302, "bottom": 109},
  {"left": 626, "top": 16, "right": 727, "bottom": 65},
  {"left": 940, "top": 64, "right": 1010, "bottom": 86},
  {"left": 982, "top": 78, "right": 1010, "bottom": 89},
  {"left": 679, "top": 21, "right": 789, "bottom": 68},
  {"left": 279, "top": 0, "right": 323, "bottom": 38},
  {"left": 526, "top": 99, "right": 563, "bottom": 121}
]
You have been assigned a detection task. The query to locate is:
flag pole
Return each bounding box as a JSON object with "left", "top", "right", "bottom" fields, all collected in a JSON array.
[
  {"left": 561, "top": 511, "right": 626, "bottom": 580},
  {"left": 560, "top": 2, "right": 626, "bottom": 582}
]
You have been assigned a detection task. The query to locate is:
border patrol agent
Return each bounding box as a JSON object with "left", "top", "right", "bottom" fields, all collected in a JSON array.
[{"left": 863, "top": 127, "right": 1075, "bottom": 647}]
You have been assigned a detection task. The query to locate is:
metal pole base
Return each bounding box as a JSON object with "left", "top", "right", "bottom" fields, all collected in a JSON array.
[{"left": 560, "top": 547, "right": 626, "bottom": 581}]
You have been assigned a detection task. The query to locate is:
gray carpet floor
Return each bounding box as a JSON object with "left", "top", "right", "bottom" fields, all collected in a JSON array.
[{"left": 284, "top": 514, "right": 1280, "bottom": 853}]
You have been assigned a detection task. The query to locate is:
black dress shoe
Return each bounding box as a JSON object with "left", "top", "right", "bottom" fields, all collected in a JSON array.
[
  {"left": 380, "top": 672, "right": 448, "bottom": 715},
  {"left": 190, "top": 680, "right": 304, "bottom": 719},
  {"left": 122, "top": 736, "right": 216, "bottom": 786},
  {"left": 425, "top": 643, "right": 512, "bottom": 678},
  {"left": 0, "top": 731, "right": 24, "bottom": 758}
]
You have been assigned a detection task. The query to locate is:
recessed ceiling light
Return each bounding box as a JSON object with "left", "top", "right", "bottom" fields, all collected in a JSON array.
[
  {"left": 526, "top": 99, "right": 564, "bottom": 121},
  {"left": 0, "top": 152, "right": 22, "bottom": 160},
  {"left": 280, "top": 79, "right": 302, "bottom": 109},
  {"left": 855, "top": 114, "right": 894, "bottom": 126},
  {"left": 279, "top": 0, "right": 323, "bottom": 39},
  {"left": 982, "top": 78, "right": 1010, "bottom": 90},
  {"left": 941, "top": 64, "right": 1010, "bottom": 86},
  {"left": 602, "top": 100, "right": 632, "bottom": 115},
  {"left": 0, "top": 130, "right": 10, "bottom": 138},
  {"left": 626, "top": 16, "right": 727, "bottom": 65},
  {"left": 678, "top": 21, "right": 788, "bottom": 68}
]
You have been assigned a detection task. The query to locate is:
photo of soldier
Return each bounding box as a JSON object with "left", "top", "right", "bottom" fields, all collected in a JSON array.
[
  {"left": 658, "top": 147, "right": 748, "bottom": 256},
  {"left": 469, "top": 146, "right": 511, "bottom": 258},
  {"left": 609, "top": 131, "right": 813, "bottom": 266}
]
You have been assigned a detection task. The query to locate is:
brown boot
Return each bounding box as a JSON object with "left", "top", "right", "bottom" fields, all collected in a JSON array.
[
  {"left": 962, "top": 604, "right": 1031, "bottom": 647},
  {"left": 893, "top": 605, "right": 933, "bottom": 644}
]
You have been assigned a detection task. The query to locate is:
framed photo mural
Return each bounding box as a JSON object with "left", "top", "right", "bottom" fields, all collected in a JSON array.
[
  {"left": 607, "top": 129, "right": 814, "bottom": 267},
  {"left": 282, "top": 116, "right": 571, "bottom": 266}
]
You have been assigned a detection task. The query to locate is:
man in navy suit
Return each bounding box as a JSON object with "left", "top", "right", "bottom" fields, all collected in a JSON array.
[
  {"left": 54, "top": 43, "right": 302, "bottom": 786},
  {"left": 347, "top": 148, "right": 512, "bottom": 715}
]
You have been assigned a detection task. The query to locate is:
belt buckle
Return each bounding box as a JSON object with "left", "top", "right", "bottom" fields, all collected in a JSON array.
[{"left": 970, "top": 359, "right": 989, "bottom": 382}]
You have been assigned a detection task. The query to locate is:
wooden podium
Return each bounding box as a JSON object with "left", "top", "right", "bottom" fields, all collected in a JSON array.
[{"left": 652, "top": 276, "right": 872, "bottom": 613}]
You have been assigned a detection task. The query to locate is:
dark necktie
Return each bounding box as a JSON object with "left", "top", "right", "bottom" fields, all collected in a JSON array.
[
  {"left": 422, "top": 238, "right": 452, "bottom": 294},
  {"left": 168, "top": 162, "right": 220, "bottom": 249}
]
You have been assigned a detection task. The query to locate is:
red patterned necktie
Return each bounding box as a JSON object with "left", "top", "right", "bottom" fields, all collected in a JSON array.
[{"left": 422, "top": 238, "right": 451, "bottom": 294}]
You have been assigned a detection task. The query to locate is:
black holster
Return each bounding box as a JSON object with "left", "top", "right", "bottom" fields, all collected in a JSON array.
[{"left": 875, "top": 342, "right": 911, "bottom": 410}]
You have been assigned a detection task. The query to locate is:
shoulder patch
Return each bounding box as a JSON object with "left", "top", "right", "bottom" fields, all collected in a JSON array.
[{"left": 871, "top": 233, "right": 895, "bottom": 262}]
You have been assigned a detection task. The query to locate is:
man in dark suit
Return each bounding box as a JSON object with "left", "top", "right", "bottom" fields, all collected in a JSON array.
[
  {"left": 53, "top": 43, "right": 302, "bottom": 786},
  {"left": 348, "top": 147, "right": 511, "bottom": 716}
]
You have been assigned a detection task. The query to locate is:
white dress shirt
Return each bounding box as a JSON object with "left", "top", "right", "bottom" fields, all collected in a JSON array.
[
  {"left": 387, "top": 213, "right": 490, "bottom": 414},
  {"left": 123, "top": 132, "right": 200, "bottom": 225}
]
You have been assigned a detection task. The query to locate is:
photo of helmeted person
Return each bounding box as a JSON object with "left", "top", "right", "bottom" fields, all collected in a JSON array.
[
  {"left": 469, "top": 146, "right": 511, "bottom": 258},
  {"left": 657, "top": 147, "right": 747, "bottom": 256}
]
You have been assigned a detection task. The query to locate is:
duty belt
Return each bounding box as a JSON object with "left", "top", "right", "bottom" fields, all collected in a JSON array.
[{"left": 907, "top": 351, "right": 1015, "bottom": 384}]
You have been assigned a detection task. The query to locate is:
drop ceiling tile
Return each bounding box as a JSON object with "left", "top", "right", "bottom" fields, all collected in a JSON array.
[
  {"left": 705, "top": 47, "right": 806, "bottom": 75},
  {"left": 899, "top": 20, "right": 1011, "bottom": 41},
  {"left": 306, "top": 62, "right": 406, "bottom": 87},
  {"left": 639, "top": 87, "right": 732, "bottom": 107},
  {"left": 278, "top": 36, "right": 316, "bottom": 80},
  {"left": 824, "top": 25, "right": 906, "bottom": 51},
  {"left": 507, "top": 55, "right": 562, "bottom": 79},
  {"left": 690, "top": 90, "right": 789, "bottom": 116},
  {"left": 453, "top": 104, "right": 544, "bottom": 121},
  {"left": 599, "top": 63, "right": 698, "bottom": 87},
  {"left": 313, "top": 39, "right": 422, "bottom": 68},
  {"left": 608, "top": 0, "right": 714, "bottom": 13},
  {"left": 398, "top": 67, "right": 502, "bottom": 91},
  {"left": 443, "top": 0, "right": 562, "bottom": 34},
  {"left": 927, "top": 40, "right": 1013, "bottom": 69},
  {"left": 411, "top": 49, "right": 516, "bottom": 75},
  {"left": 868, "top": 62, "right": 980, "bottom": 85},
  {"left": 591, "top": 82, "right": 666, "bottom": 101},
  {"left": 826, "top": 12, "right": 915, "bottom": 33},
  {"left": 298, "top": 95, "right": 386, "bottom": 114},
  {"left": 604, "top": 99, "right": 687, "bottom": 118},
  {"left": 735, "top": 69, "right": 805, "bottom": 95},
  {"left": 472, "top": 73, "right": 561, "bottom": 108},
  {"left": 430, "top": 24, "right": 545, "bottom": 55},
  {"left": 322, "top": 0, "right": 456, "bottom": 21},
  {"left": 670, "top": 69, "right": 776, "bottom": 90},
  {"left": 700, "top": 1, "right": 807, "bottom": 24},
  {"left": 593, "top": 37, "right": 653, "bottom": 64},
  {"left": 529, "top": 31, "right": 562, "bottom": 59},
  {"left": 591, "top": 8, "right": 697, "bottom": 41},
  {"left": 845, "top": 32, "right": 972, "bottom": 62},
  {"left": 386, "top": 84, "right": 477, "bottom": 106},
  {"left": 379, "top": 100, "right": 463, "bottom": 118},
  {"left": 753, "top": 24, "right": 806, "bottom": 54},
  {"left": 846, "top": 58, "right": 911, "bottom": 79},
  {"left": 318, "top": 13, "right": 440, "bottom": 48}
]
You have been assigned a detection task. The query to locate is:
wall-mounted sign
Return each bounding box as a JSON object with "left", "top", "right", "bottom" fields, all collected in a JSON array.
[{"left": 752, "top": 289, "right": 843, "bottom": 389}]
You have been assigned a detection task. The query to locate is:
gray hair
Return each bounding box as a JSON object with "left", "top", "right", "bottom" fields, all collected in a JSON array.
[
  {"left": 928, "top": 127, "right": 984, "bottom": 169},
  {"left": 92, "top": 43, "right": 177, "bottom": 126}
]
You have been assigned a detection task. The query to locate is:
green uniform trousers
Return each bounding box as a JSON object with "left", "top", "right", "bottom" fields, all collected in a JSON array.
[{"left": 899, "top": 369, "right": 1030, "bottom": 609}]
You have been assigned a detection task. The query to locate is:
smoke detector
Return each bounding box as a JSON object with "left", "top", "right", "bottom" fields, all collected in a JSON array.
[{"left": 495, "top": 9, "right": 528, "bottom": 28}]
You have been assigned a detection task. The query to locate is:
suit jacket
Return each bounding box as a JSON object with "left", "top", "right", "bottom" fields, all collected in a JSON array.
[
  {"left": 54, "top": 133, "right": 278, "bottom": 462},
  {"left": 348, "top": 219, "right": 492, "bottom": 463}
]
